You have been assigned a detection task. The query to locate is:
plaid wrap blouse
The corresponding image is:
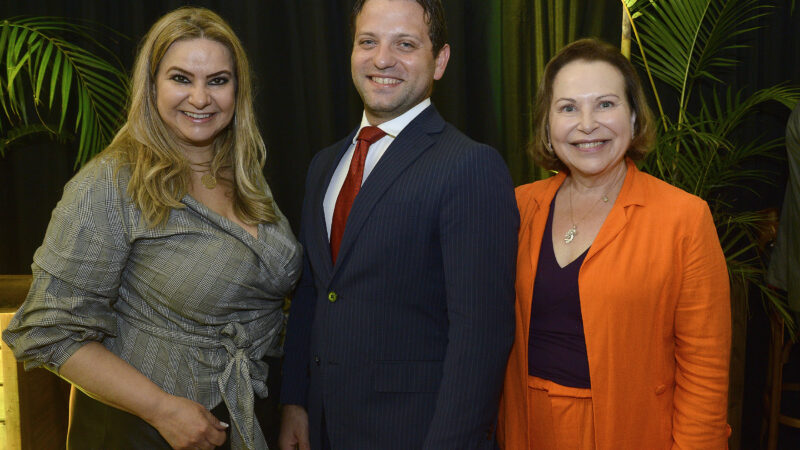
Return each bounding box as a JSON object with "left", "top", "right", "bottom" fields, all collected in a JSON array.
[{"left": 3, "top": 156, "right": 302, "bottom": 449}]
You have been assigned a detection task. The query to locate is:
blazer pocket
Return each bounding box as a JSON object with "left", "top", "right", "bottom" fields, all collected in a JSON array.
[{"left": 373, "top": 360, "right": 443, "bottom": 393}]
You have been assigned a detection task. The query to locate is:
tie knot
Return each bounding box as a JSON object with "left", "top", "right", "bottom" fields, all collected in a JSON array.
[{"left": 357, "top": 126, "right": 386, "bottom": 146}]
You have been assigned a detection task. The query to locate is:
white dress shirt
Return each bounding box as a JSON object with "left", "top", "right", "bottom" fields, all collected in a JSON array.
[{"left": 323, "top": 98, "right": 432, "bottom": 237}]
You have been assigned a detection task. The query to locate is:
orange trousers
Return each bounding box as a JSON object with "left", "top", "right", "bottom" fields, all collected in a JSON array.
[{"left": 527, "top": 376, "right": 596, "bottom": 449}]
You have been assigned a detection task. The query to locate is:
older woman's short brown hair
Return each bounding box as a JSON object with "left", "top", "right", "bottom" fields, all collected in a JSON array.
[{"left": 530, "top": 38, "right": 657, "bottom": 172}]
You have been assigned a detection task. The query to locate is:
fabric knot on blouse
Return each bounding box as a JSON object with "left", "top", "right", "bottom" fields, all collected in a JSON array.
[{"left": 3, "top": 156, "right": 302, "bottom": 450}]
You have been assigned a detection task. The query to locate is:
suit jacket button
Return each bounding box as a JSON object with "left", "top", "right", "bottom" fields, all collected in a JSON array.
[
  {"left": 314, "top": 356, "right": 321, "bottom": 366},
  {"left": 328, "top": 291, "right": 337, "bottom": 302}
]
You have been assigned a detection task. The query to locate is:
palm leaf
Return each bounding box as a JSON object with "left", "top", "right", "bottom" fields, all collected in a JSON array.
[
  {"left": 0, "top": 122, "right": 70, "bottom": 156},
  {"left": 643, "top": 117, "right": 729, "bottom": 191},
  {"left": 717, "top": 210, "right": 793, "bottom": 330},
  {"left": 0, "top": 16, "right": 129, "bottom": 167},
  {"left": 628, "top": 0, "right": 800, "bottom": 329},
  {"left": 628, "top": 0, "right": 769, "bottom": 117},
  {"left": 700, "top": 85, "right": 800, "bottom": 139}
]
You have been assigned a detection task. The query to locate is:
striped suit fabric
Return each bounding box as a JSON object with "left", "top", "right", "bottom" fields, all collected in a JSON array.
[{"left": 282, "top": 105, "right": 519, "bottom": 449}]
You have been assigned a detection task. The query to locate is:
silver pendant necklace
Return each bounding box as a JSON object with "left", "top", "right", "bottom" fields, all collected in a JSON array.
[
  {"left": 564, "top": 192, "right": 607, "bottom": 244},
  {"left": 563, "top": 171, "right": 621, "bottom": 245}
]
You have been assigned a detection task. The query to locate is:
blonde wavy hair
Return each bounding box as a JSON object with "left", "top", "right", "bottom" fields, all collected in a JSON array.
[{"left": 104, "top": 7, "right": 275, "bottom": 226}]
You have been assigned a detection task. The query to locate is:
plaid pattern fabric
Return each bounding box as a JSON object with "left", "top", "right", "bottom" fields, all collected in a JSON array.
[{"left": 3, "top": 156, "right": 302, "bottom": 449}]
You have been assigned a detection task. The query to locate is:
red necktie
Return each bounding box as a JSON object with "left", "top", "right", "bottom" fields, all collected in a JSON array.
[{"left": 330, "top": 126, "right": 387, "bottom": 262}]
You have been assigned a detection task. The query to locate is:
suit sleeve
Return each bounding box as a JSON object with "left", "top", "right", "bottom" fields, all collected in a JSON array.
[
  {"left": 422, "top": 145, "right": 519, "bottom": 448},
  {"left": 671, "top": 203, "right": 731, "bottom": 449}
]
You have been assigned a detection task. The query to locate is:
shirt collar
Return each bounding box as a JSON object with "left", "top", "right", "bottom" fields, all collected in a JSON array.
[{"left": 356, "top": 98, "right": 432, "bottom": 141}]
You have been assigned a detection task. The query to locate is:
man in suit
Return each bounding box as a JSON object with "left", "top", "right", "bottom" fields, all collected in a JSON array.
[{"left": 279, "top": 0, "right": 518, "bottom": 448}]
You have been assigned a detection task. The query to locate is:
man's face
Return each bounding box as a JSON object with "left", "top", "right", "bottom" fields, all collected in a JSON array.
[{"left": 351, "top": 0, "right": 450, "bottom": 125}]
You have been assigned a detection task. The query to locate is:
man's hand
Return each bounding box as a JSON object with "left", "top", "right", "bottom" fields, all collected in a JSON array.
[
  {"left": 279, "top": 404, "right": 310, "bottom": 450},
  {"left": 147, "top": 393, "right": 228, "bottom": 450}
]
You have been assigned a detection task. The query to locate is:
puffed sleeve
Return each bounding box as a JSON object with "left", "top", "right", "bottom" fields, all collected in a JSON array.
[
  {"left": 2, "top": 158, "right": 132, "bottom": 373},
  {"left": 672, "top": 202, "right": 732, "bottom": 448}
]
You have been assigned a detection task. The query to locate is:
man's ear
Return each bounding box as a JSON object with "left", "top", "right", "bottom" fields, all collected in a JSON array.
[{"left": 433, "top": 44, "right": 450, "bottom": 80}]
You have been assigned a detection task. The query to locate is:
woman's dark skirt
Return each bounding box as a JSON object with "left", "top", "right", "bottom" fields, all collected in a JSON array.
[{"left": 66, "top": 356, "right": 282, "bottom": 449}]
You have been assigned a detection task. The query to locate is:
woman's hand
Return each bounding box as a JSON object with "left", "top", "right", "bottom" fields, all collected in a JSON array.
[
  {"left": 148, "top": 394, "right": 228, "bottom": 450},
  {"left": 59, "top": 343, "right": 229, "bottom": 448}
]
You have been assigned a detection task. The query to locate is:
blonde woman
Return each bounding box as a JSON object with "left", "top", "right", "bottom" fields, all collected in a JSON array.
[{"left": 3, "top": 7, "right": 300, "bottom": 450}]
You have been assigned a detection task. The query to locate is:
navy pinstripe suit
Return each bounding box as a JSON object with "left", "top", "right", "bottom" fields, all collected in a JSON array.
[{"left": 281, "top": 105, "right": 518, "bottom": 449}]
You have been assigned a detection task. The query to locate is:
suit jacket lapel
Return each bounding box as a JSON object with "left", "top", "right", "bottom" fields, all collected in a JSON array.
[
  {"left": 308, "top": 131, "right": 358, "bottom": 277},
  {"left": 332, "top": 106, "right": 444, "bottom": 273}
]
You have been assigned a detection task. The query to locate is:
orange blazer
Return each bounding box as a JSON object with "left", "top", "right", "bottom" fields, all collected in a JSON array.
[{"left": 498, "top": 160, "right": 731, "bottom": 449}]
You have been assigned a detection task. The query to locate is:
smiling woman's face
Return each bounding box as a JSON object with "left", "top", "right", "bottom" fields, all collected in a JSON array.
[
  {"left": 156, "top": 38, "right": 235, "bottom": 156},
  {"left": 548, "top": 59, "right": 634, "bottom": 179}
]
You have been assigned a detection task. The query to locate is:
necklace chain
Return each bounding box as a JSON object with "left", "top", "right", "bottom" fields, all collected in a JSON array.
[{"left": 563, "top": 168, "right": 625, "bottom": 245}]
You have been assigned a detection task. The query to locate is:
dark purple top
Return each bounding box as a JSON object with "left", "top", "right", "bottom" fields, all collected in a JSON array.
[{"left": 528, "top": 199, "right": 591, "bottom": 388}]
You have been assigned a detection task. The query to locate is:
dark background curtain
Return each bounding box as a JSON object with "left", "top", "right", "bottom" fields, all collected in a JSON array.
[
  {"left": 0, "top": 0, "right": 624, "bottom": 274},
  {"left": 1, "top": 1, "right": 799, "bottom": 447},
  {"left": 2, "top": 1, "right": 797, "bottom": 267}
]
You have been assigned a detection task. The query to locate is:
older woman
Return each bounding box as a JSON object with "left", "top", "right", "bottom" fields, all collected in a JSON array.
[
  {"left": 2, "top": 7, "right": 300, "bottom": 450},
  {"left": 497, "top": 39, "right": 731, "bottom": 449}
]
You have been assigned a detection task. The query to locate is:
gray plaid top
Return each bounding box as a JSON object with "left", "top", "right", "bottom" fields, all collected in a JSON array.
[{"left": 3, "top": 156, "right": 302, "bottom": 449}]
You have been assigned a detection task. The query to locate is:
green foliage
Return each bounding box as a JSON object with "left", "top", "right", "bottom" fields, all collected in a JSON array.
[
  {"left": 0, "top": 16, "right": 129, "bottom": 167},
  {"left": 624, "top": 0, "right": 799, "bottom": 328}
]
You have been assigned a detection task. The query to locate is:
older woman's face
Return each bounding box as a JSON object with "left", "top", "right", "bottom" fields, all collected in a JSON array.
[
  {"left": 548, "top": 60, "right": 634, "bottom": 179},
  {"left": 156, "top": 38, "right": 235, "bottom": 157}
]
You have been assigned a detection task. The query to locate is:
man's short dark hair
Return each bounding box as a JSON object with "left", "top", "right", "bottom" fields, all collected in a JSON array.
[{"left": 350, "top": 0, "right": 448, "bottom": 56}]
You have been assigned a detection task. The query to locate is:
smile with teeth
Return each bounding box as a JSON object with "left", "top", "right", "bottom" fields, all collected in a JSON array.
[
  {"left": 182, "top": 111, "right": 213, "bottom": 119},
  {"left": 370, "top": 76, "right": 401, "bottom": 85},
  {"left": 573, "top": 140, "right": 607, "bottom": 149}
]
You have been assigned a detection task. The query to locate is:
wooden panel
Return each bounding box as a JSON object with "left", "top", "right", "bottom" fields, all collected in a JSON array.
[
  {"left": 0, "top": 275, "right": 30, "bottom": 450},
  {"left": 1, "top": 312, "right": 22, "bottom": 450},
  {"left": 16, "top": 359, "right": 71, "bottom": 450},
  {"left": 1, "top": 275, "right": 71, "bottom": 450}
]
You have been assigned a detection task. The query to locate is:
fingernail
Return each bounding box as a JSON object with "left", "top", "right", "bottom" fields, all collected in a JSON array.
[{"left": 220, "top": 421, "right": 229, "bottom": 428}]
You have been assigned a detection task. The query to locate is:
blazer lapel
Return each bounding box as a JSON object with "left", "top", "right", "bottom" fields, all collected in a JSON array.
[
  {"left": 584, "top": 159, "right": 644, "bottom": 264},
  {"left": 332, "top": 106, "right": 444, "bottom": 273},
  {"left": 521, "top": 174, "right": 564, "bottom": 346},
  {"left": 308, "top": 132, "right": 357, "bottom": 277}
]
